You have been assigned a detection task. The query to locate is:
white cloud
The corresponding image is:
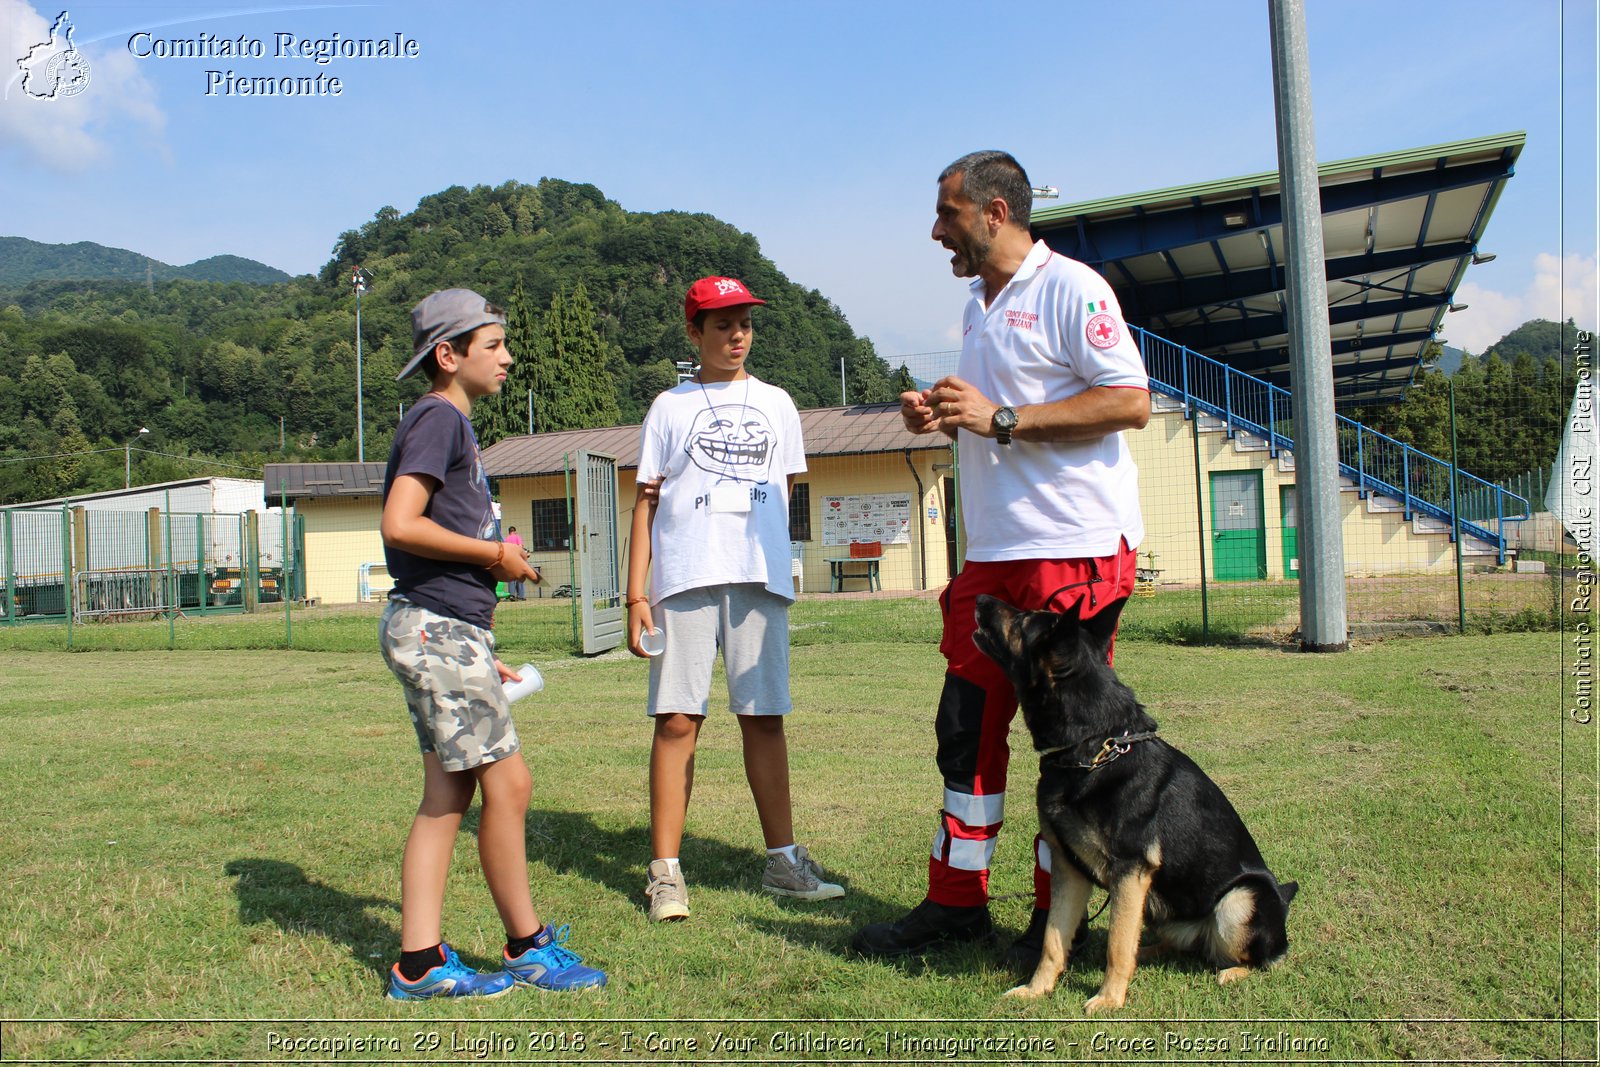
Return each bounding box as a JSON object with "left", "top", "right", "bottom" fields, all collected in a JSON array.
[
  {"left": 0, "top": 0, "right": 164, "bottom": 170},
  {"left": 1450, "top": 252, "right": 1599, "bottom": 354}
]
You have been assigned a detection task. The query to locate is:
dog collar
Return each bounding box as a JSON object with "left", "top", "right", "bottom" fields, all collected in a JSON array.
[{"left": 1037, "top": 730, "right": 1159, "bottom": 770}]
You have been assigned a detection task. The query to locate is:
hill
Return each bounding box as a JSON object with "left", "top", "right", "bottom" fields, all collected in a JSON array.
[
  {"left": 0, "top": 179, "right": 895, "bottom": 504},
  {"left": 0, "top": 236, "right": 291, "bottom": 287}
]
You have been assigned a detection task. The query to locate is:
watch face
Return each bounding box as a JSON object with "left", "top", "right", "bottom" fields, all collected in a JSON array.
[{"left": 994, "top": 407, "right": 1018, "bottom": 430}]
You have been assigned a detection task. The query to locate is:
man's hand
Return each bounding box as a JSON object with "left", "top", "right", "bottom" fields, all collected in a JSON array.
[
  {"left": 925, "top": 376, "right": 1000, "bottom": 438},
  {"left": 900, "top": 388, "right": 937, "bottom": 434}
]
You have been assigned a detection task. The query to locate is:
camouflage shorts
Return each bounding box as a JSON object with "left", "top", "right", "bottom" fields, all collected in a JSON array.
[{"left": 379, "top": 597, "right": 519, "bottom": 772}]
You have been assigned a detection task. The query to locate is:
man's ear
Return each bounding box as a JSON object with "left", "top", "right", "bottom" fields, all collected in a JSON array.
[{"left": 984, "top": 195, "right": 1010, "bottom": 234}]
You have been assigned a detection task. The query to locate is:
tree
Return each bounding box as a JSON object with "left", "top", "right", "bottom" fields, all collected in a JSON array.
[
  {"left": 471, "top": 275, "right": 538, "bottom": 446},
  {"left": 0, "top": 175, "right": 897, "bottom": 493},
  {"left": 525, "top": 283, "right": 622, "bottom": 433}
]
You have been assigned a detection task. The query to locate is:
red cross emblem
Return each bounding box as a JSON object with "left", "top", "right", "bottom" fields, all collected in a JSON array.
[{"left": 1086, "top": 312, "right": 1121, "bottom": 349}]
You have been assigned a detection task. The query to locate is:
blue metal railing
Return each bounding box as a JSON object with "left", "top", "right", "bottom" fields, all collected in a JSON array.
[{"left": 1133, "top": 326, "right": 1530, "bottom": 562}]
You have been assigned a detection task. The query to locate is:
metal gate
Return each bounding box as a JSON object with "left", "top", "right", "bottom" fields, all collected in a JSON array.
[{"left": 575, "top": 449, "right": 624, "bottom": 654}]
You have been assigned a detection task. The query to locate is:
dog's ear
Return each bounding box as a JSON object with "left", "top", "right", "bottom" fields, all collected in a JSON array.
[{"left": 1080, "top": 596, "right": 1128, "bottom": 658}]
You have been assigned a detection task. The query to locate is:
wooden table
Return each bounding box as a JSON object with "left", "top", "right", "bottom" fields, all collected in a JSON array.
[{"left": 825, "top": 556, "right": 881, "bottom": 592}]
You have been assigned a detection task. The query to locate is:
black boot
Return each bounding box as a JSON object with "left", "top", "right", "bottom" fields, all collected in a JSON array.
[
  {"left": 851, "top": 898, "right": 994, "bottom": 958},
  {"left": 1004, "top": 907, "right": 1089, "bottom": 972}
]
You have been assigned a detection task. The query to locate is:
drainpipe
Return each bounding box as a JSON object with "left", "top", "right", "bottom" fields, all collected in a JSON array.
[{"left": 904, "top": 449, "right": 926, "bottom": 591}]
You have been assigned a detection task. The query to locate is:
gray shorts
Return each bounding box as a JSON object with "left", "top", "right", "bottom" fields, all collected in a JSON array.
[
  {"left": 379, "top": 597, "right": 520, "bottom": 771},
  {"left": 647, "top": 583, "right": 792, "bottom": 717}
]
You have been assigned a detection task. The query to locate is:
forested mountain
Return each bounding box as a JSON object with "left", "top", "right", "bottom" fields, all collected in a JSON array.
[
  {"left": 0, "top": 179, "right": 897, "bottom": 504},
  {"left": 5, "top": 178, "right": 1579, "bottom": 510},
  {"left": 0, "top": 237, "right": 291, "bottom": 287},
  {"left": 1350, "top": 318, "right": 1589, "bottom": 486}
]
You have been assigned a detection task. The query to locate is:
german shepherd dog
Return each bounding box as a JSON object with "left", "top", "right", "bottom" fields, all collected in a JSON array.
[{"left": 972, "top": 594, "right": 1297, "bottom": 1014}]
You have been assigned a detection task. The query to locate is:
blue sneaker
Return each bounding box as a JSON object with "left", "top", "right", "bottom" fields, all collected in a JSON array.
[
  {"left": 386, "top": 944, "right": 515, "bottom": 1001},
  {"left": 503, "top": 924, "right": 607, "bottom": 990}
]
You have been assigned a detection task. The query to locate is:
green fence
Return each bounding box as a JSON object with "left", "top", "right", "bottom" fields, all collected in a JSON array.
[{"left": 0, "top": 502, "right": 301, "bottom": 641}]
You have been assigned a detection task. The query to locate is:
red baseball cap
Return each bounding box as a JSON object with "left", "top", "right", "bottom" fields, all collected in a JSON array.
[{"left": 684, "top": 276, "right": 766, "bottom": 323}]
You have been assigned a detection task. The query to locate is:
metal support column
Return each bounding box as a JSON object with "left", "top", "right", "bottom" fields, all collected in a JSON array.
[{"left": 1269, "top": 0, "right": 1347, "bottom": 652}]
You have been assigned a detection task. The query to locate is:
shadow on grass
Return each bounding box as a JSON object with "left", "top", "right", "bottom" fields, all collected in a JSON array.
[
  {"left": 222, "top": 859, "right": 434, "bottom": 979},
  {"left": 476, "top": 807, "right": 1044, "bottom": 980}
]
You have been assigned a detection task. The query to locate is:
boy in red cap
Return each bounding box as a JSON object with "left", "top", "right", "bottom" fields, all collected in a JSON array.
[
  {"left": 379, "top": 288, "right": 606, "bottom": 998},
  {"left": 625, "top": 276, "right": 845, "bottom": 923}
]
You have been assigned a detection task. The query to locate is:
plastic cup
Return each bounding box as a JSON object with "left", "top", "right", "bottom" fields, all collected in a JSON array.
[
  {"left": 503, "top": 663, "right": 545, "bottom": 702},
  {"left": 639, "top": 627, "right": 665, "bottom": 657}
]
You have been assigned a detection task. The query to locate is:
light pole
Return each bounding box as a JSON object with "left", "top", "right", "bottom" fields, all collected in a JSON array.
[
  {"left": 352, "top": 266, "right": 373, "bottom": 463},
  {"left": 124, "top": 427, "right": 149, "bottom": 489}
]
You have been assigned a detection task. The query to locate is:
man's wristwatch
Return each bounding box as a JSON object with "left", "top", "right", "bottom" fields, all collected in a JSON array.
[{"left": 991, "top": 405, "right": 1019, "bottom": 445}]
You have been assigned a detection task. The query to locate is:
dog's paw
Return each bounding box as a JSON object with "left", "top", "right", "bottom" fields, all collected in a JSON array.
[
  {"left": 1217, "top": 966, "right": 1252, "bottom": 986},
  {"left": 1003, "top": 983, "right": 1050, "bottom": 1000},
  {"left": 1084, "top": 991, "right": 1125, "bottom": 1015}
]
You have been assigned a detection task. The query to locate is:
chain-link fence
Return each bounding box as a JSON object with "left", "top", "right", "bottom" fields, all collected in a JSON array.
[
  {"left": 1, "top": 498, "right": 302, "bottom": 643},
  {"left": 3, "top": 333, "right": 1573, "bottom": 652}
]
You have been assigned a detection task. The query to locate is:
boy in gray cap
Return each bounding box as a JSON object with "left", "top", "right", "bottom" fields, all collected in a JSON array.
[{"left": 378, "top": 288, "right": 606, "bottom": 998}]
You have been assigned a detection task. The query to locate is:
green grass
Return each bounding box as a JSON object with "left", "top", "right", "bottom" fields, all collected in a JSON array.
[{"left": 0, "top": 601, "right": 1594, "bottom": 1063}]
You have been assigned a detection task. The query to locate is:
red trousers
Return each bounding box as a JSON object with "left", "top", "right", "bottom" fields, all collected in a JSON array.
[{"left": 926, "top": 542, "right": 1137, "bottom": 909}]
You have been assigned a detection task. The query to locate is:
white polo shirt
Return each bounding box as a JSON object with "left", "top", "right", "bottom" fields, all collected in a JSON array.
[{"left": 955, "top": 239, "right": 1147, "bottom": 562}]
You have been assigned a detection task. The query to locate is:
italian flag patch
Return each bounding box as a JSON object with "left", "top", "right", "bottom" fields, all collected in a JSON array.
[{"left": 1087, "top": 299, "right": 1108, "bottom": 313}]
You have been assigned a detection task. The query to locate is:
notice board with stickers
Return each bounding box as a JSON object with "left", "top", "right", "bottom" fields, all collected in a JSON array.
[{"left": 821, "top": 493, "right": 912, "bottom": 546}]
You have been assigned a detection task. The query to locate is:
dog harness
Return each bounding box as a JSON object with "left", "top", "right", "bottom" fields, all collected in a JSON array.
[{"left": 1037, "top": 730, "right": 1160, "bottom": 770}]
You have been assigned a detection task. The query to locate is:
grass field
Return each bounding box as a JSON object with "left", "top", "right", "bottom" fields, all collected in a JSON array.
[{"left": 1, "top": 598, "right": 1594, "bottom": 1064}]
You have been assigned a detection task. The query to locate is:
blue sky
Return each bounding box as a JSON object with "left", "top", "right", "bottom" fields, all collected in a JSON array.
[{"left": 1, "top": 0, "right": 1594, "bottom": 376}]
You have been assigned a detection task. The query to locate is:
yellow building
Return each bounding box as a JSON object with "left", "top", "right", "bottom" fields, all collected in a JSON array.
[
  {"left": 266, "top": 395, "right": 1501, "bottom": 606},
  {"left": 480, "top": 411, "right": 956, "bottom": 597}
]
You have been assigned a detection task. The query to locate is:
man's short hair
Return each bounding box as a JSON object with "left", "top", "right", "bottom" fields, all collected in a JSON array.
[{"left": 939, "top": 150, "right": 1033, "bottom": 230}]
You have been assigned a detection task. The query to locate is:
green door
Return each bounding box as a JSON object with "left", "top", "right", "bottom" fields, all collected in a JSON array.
[
  {"left": 1210, "top": 470, "right": 1266, "bottom": 581},
  {"left": 1280, "top": 485, "right": 1299, "bottom": 579}
]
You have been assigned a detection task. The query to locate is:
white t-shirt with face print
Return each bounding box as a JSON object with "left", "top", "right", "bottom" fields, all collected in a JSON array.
[{"left": 636, "top": 375, "right": 807, "bottom": 604}]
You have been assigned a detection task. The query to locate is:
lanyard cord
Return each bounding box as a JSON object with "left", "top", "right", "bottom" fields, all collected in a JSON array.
[{"left": 693, "top": 374, "right": 753, "bottom": 484}]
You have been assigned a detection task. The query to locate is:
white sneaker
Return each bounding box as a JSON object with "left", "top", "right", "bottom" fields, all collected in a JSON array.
[
  {"left": 761, "top": 845, "right": 844, "bottom": 901},
  {"left": 645, "top": 859, "right": 690, "bottom": 922}
]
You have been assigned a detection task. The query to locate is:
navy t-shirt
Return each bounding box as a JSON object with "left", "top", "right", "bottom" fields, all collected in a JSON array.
[{"left": 382, "top": 397, "right": 498, "bottom": 628}]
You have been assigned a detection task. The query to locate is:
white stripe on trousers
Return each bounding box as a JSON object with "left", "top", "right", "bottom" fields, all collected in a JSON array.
[
  {"left": 931, "top": 826, "right": 999, "bottom": 871},
  {"left": 942, "top": 787, "right": 1005, "bottom": 827}
]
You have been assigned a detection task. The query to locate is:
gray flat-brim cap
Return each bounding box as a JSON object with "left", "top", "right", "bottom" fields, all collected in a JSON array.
[{"left": 397, "top": 288, "right": 506, "bottom": 381}]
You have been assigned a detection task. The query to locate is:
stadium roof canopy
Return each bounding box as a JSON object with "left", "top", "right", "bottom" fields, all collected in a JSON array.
[{"left": 1030, "top": 132, "right": 1524, "bottom": 405}]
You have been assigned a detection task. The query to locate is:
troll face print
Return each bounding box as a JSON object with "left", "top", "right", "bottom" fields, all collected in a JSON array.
[{"left": 685, "top": 404, "right": 774, "bottom": 483}]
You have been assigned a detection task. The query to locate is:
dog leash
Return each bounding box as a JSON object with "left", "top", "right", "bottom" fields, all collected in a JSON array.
[
  {"left": 1042, "top": 568, "right": 1103, "bottom": 612},
  {"left": 1036, "top": 730, "right": 1160, "bottom": 770}
]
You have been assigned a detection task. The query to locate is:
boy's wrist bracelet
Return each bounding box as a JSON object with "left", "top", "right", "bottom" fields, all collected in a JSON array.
[
  {"left": 487, "top": 540, "right": 506, "bottom": 570},
  {"left": 626, "top": 595, "right": 647, "bottom": 606}
]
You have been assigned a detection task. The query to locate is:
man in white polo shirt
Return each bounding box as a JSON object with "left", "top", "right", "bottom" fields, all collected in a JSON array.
[{"left": 852, "top": 150, "right": 1150, "bottom": 968}]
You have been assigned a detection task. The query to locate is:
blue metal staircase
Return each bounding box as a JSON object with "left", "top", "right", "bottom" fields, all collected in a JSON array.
[{"left": 1133, "top": 326, "right": 1530, "bottom": 562}]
